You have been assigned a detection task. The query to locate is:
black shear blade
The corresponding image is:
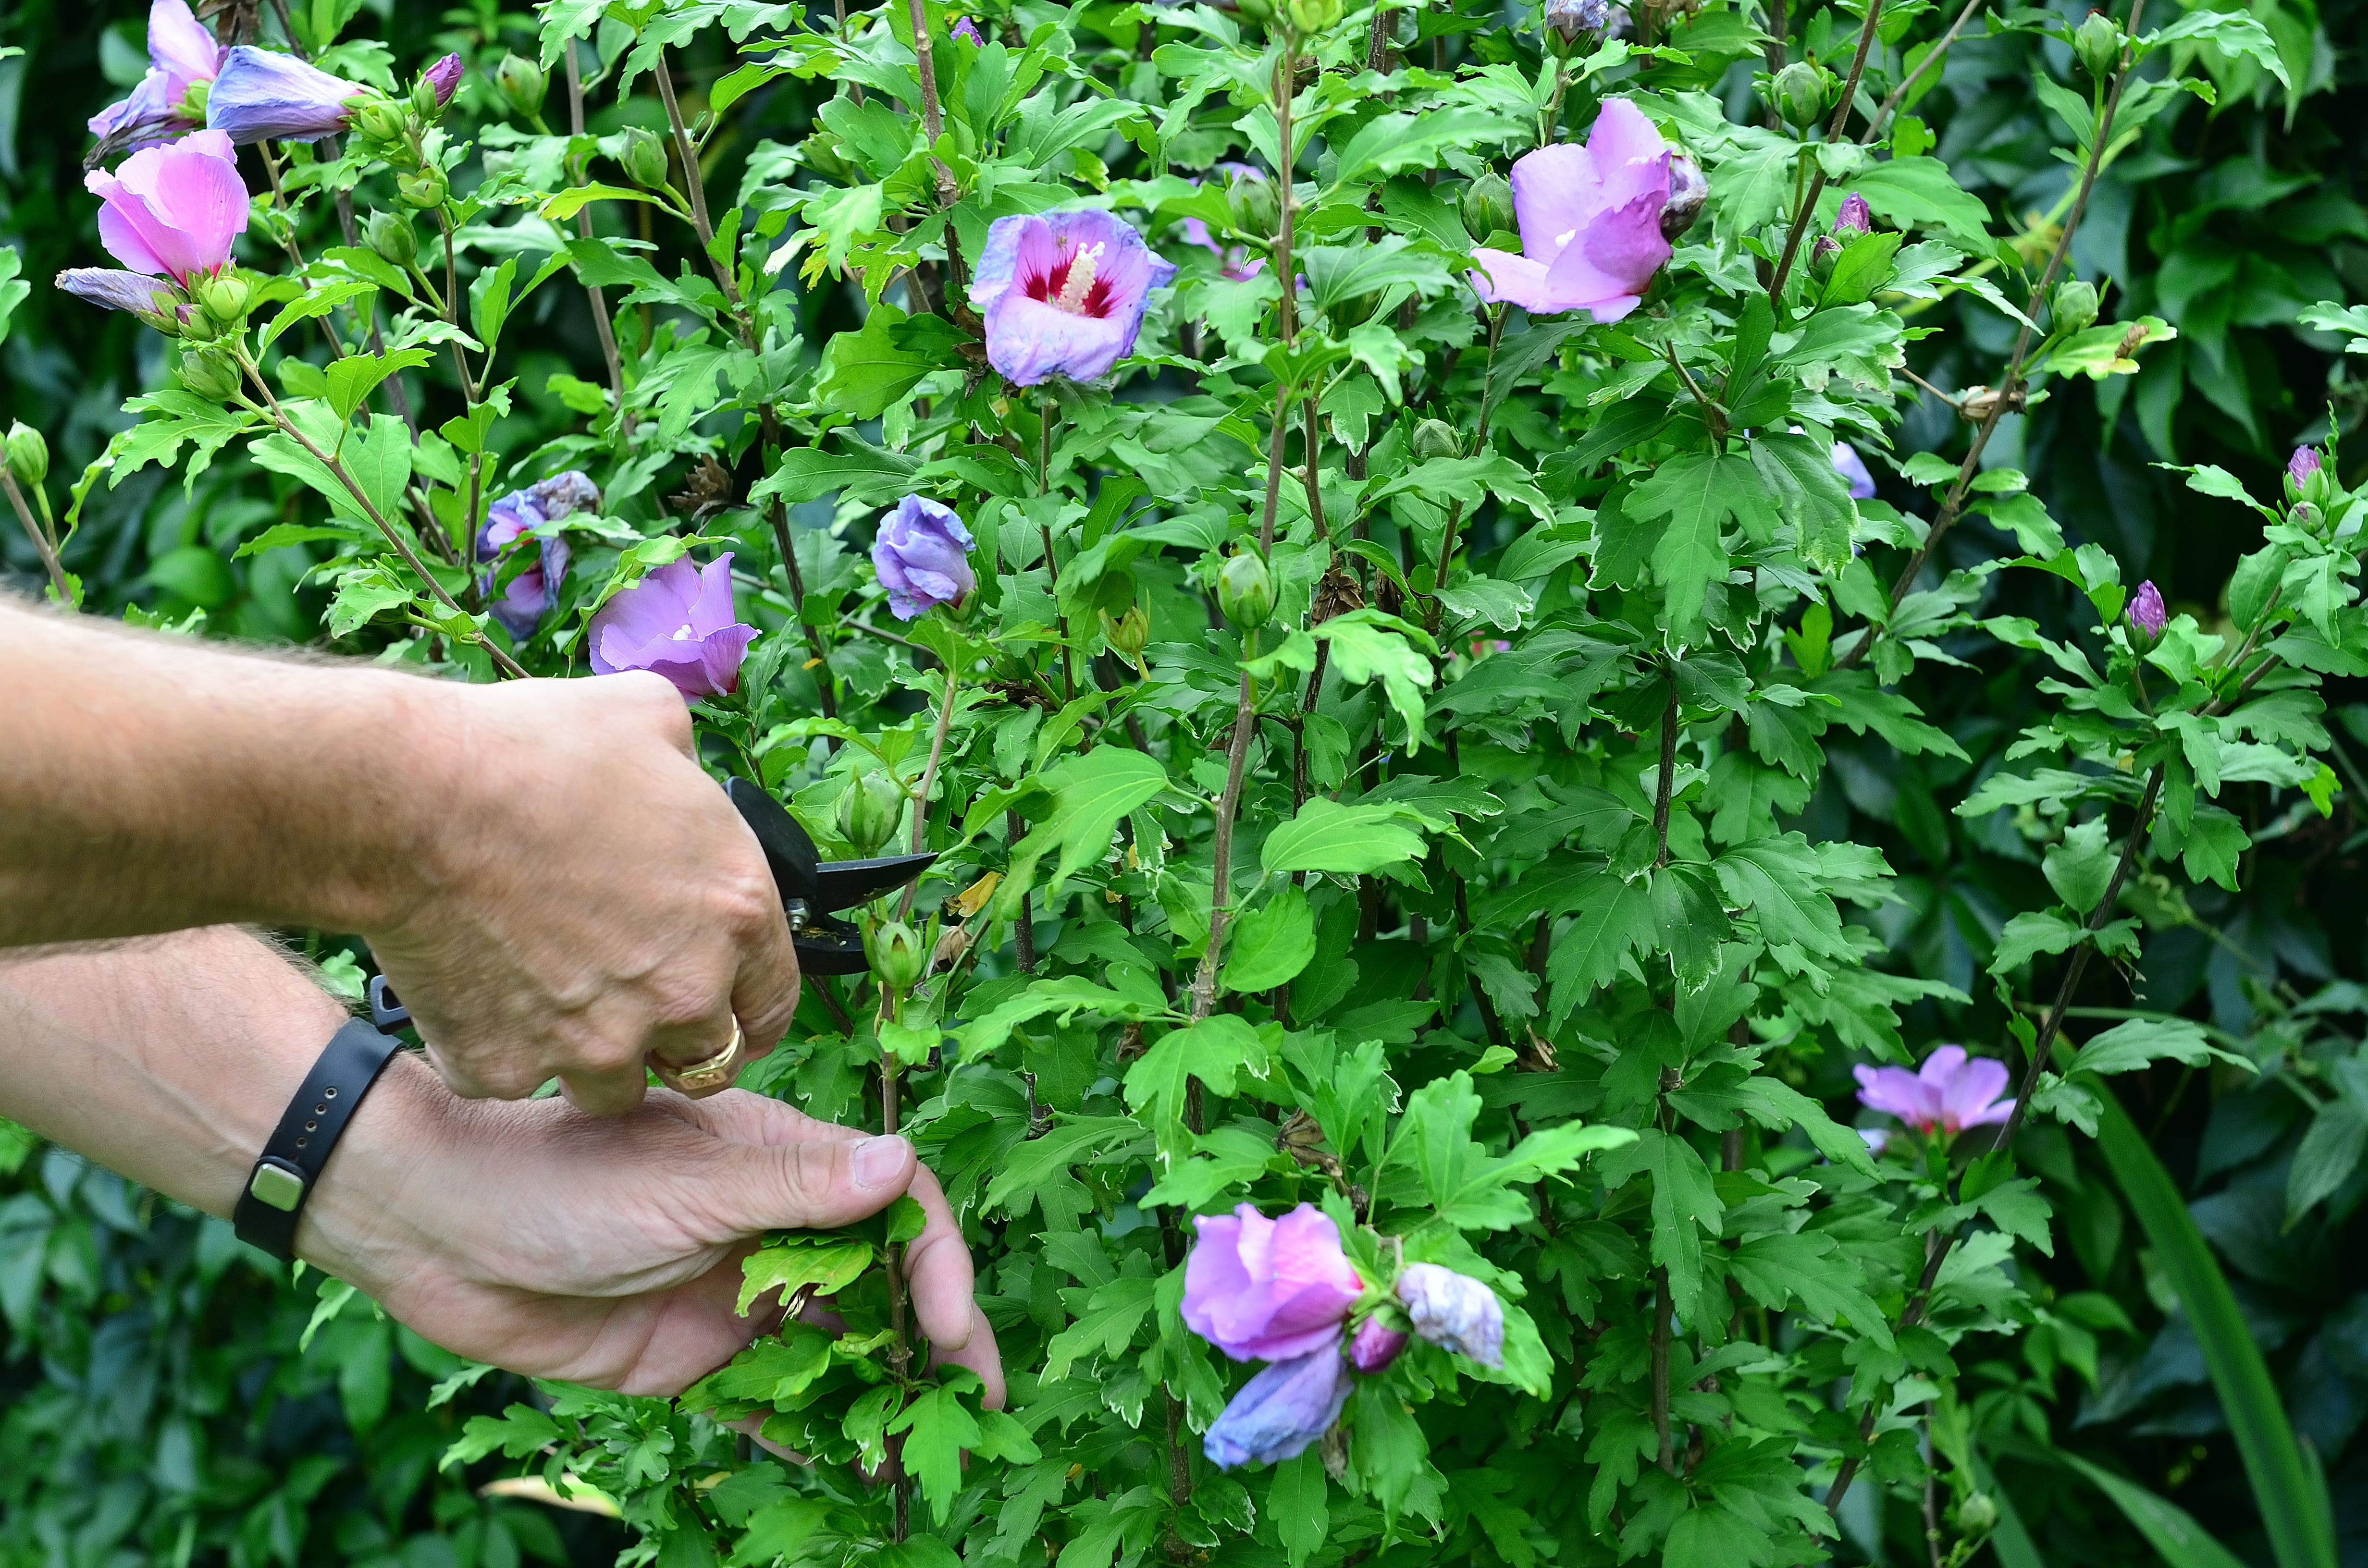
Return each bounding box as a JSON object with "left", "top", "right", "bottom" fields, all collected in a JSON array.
[
  {"left": 725, "top": 776, "right": 939, "bottom": 918},
  {"left": 813, "top": 851, "right": 938, "bottom": 909}
]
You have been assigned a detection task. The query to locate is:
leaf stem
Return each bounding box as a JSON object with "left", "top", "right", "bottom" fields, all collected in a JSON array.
[
  {"left": 1650, "top": 1266, "right": 1675, "bottom": 1472},
  {"left": 0, "top": 470, "right": 70, "bottom": 603},
  {"left": 1652, "top": 668, "right": 1679, "bottom": 866},
  {"left": 564, "top": 37, "right": 629, "bottom": 421},
  {"left": 899, "top": 662, "right": 959, "bottom": 919}
]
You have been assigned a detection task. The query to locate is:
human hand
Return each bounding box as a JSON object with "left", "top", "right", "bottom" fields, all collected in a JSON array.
[
  {"left": 363, "top": 671, "right": 802, "bottom": 1113},
  {"left": 308, "top": 1061, "right": 1003, "bottom": 1403}
]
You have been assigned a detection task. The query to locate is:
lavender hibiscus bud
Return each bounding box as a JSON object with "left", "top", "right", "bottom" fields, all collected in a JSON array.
[
  {"left": 1217, "top": 549, "right": 1275, "bottom": 628},
  {"left": 6, "top": 423, "right": 49, "bottom": 488},
  {"left": 1833, "top": 192, "right": 1872, "bottom": 237},
  {"left": 206, "top": 46, "right": 368, "bottom": 143},
  {"left": 951, "top": 16, "right": 985, "bottom": 41},
  {"left": 1203, "top": 1341, "right": 1354, "bottom": 1470},
  {"left": 1660, "top": 154, "right": 1707, "bottom": 241},
  {"left": 585, "top": 553, "right": 757, "bottom": 700},
  {"left": 1772, "top": 61, "right": 1830, "bottom": 129},
  {"left": 865, "top": 919, "right": 928, "bottom": 991},
  {"left": 2125, "top": 579, "right": 2167, "bottom": 646},
  {"left": 1182, "top": 1203, "right": 1365, "bottom": 1361},
  {"left": 1395, "top": 1263, "right": 1505, "bottom": 1367},
  {"left": 494, "top": 53, "right": 547, "bottom": 120},
  {"left": 873, "top": 495, "right": 978, "bottom": 621},
  {"left": 838, "top": 772, "right": 905, "bottom": 857},
  {"left": 2290, "top": 445, "right": 2324, "bottom": 493},
  {"left": 56, "top": 268, "right": 181, "bottom": 324},
  {"left": 422, "top": 52, "right": 463, "bottom": 112},
  {"left": 969, "top": 208, "right": 1178, "bottom": 386},
  {"left": 1348, "top": 1315, "right": 1409, "bottom": 1372}
]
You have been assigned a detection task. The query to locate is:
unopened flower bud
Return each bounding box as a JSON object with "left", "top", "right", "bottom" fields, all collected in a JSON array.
[
  {"left": 1957, "top": 1492, "right": 1999, "bottom": 1533},
  {"left": 1217, "top": 549, "right": 1274, "bottom": 629},
  {"left": 368, "top": 209, "right": 419, "bottom": 268},
  {"left": 348, "top": 94, "right": 408, "bottom": 145},
  {"left": 1832, "top": 192, "right": 1872, "bottom": 237},
  {"left": 2125, "top": 580, "right": 2166, "bottom": 647},
  {"left": 2289, "top": 445, "right": 2324, "bottom": 493},
  {"left": 1661, "top": 154, "right": 1707, "bottom": 241},
  {"left": 837, "top": 772, "right": 905, "bottom": 857},
  {"left": 1100, "top": 602, "right": 1151, "bottom": 659},
  {"left": 421, "top": 52, "right": 463, "bottom": 113},
  {"left": 1229, "top": 170, "right": 1280, "bottom": 238},
  {"left": 621, "top": 126, "right": 671, "bottom": 190},
  {"left": 1772, "top": 61, "right": 1831, "bottom": 129},
  {"left": 5, "top": 423, "right": 48, "bottom": 488},
  {"left": 179, "top": 347, "right": 241, "bottom": 401},
  {"left": 1461, "top": 172, "right": 1516, "bottom": 244},
  {"left": 2073, "top": 11, "right": 2122, "bottom": 80},
  {"left": 1544, "top": 0, "right": 1612, "bottom": 40},
  {"left": 2052, "top": 279, "right": 2099, "bottom": 335},
  {"left": 494, "top": 52, "right": 547, "bottom": 120},
  {"left": 396, "top": 167, "right": 449, "bottom": 210},
  {"left": 197, "top": 272, "right": 251, "bottom": 325},
  {"left": 1395, "top": 1263, "right": 1504, "bottom": 1367},
  {"left": 1348, "top": 1316, "right": 1408, "bottom": 1372},
  {"left": 1412, "top": 418, "right": 1461, "bottom": 462},
  {"left": 1285, "top": 0, "right": 1342, "bottom": 32},
  {"left": 865, "top": 919, "right": 929, "bottom": 991}
]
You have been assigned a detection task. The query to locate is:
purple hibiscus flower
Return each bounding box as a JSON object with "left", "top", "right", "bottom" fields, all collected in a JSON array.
[
  {"left": 206, "top": 46, "right": 369, "bottom": 143},
  {"left": 87, "top": 0, "right": 227, "bottom": 161},
  {"left": 1202, "top": 1339, "right": 1354, "bottom": 1470},
  {"left": 2126, "top": 580, "right": 2167, "bottom": 643},
  {"left": 951, "top": 16, "right": 985, "bottom": 42},
  {"left": 77, "top": 129, "right": 246, "bottom": 293},
  {"left": 1853, "top": 1045, "right": 2014, "bottom": 1138},
  {"left": 1832, "top": 442, "right": 1876, "bottom": 499},
  {"left": 586, "top": 553, "right": 757, "bottom": 700},
  {"left": 1182, "top": 1202, "right": 1366, "bottom": 1363},
  {"left": 1468, "top": 98, "right": 1675, "bottom": 322},
  {"left": 1396, "top": 1263, "right": 1505, "bottom": 1368},
  {"left": 477, "top": 471, "right": 597, "bottom": 639},
  {"left": 969, "top": 208, "right": 1177, "bottom": 386},
  {"left": 872, "top": 495, "right": 976, "bottom": 621}
]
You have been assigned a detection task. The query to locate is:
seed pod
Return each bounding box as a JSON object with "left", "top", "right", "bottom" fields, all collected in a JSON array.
[
  {"left": 621, "top": 126, "right": 671, "bottom": 190},
  {"left": 865, "top": 919, "right": 929, "bottom": 991},
  {"left": 494, "top": 52, "right": 548, "bottom": 120},
  {"left": 1460, "top": 172, "right": 1516, "bottom": 244},
  {"left": 396, "top": 167, "right": 450, "bottom": 210},
  {"left": 367, "top": 209, "right": 419, "bottom": 268},
  {"left": 2073, "top": 11, "right": 2122, "bottom": 80},
  {"left": 1772, "top": 61, "right": 1831, "bottom": 129},
  {"left": 2052, "top": 279, "right": 2099, "bottom": 335},
  {"left": 837, "top": 772, "right": 906, "bottom": 857},
  {"left": 5, "top": 422, "right": 49, "bottom": 488},
  {"left": 1217, "top": 549, "right": 1275, "bottom": 629}
]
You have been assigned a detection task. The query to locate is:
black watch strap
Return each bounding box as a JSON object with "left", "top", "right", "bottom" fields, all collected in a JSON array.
[{"left": 233, "top": 1017, "right": 405, "bottom": 1262}]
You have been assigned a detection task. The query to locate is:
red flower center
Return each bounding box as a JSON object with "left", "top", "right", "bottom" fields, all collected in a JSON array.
[{"left": 1026, "top": 242, "right": 1113, "bottom": 318}]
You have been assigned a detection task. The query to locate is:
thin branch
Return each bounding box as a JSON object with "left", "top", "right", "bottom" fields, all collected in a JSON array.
[
  {"left": 899, "top": 663, "right": 960, "bottom": 920},
  {"left": 1862, "top": 0, "right": 1987, "bottom": 146},
  {"left": 1765, "top": 0, "right": 1887, "bottom": 305},
  {"left": 0, "top": 470, "right": 69, "bottom": 601},
  {"left": 565, "top": 37, "right": 629, "bottom": 417}
]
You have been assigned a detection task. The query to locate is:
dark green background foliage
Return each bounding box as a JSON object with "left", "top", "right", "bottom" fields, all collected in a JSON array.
[{"left": 6, "top": 0, "right": 2368, "bottom": 1563}]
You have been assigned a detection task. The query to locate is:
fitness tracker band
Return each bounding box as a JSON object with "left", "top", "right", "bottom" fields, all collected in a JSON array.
[{"left": 232, "top": 1016, "right": 405, "bottom": 1262}]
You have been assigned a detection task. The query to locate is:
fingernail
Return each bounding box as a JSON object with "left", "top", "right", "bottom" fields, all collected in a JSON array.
[{"left": 851, "top": 1135, "right": 911, "bottom": 1192}]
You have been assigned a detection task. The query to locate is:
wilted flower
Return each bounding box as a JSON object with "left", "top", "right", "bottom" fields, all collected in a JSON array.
[
  {"left": 1348, "top": 1316, "right": 1408, "bottom": 1372},
  {"left": 2125, "top": 579, "right": 2167, "bottom": 644},
  {"left": 207, "top": 46, "right": 369, "bottom": 143},
  {"left": 56, "top": 268, "right": 181, "bottom": 320},
  {"left": 1182, "top": 164, "right": 1268, "bottom": 281},
  {"left": 1203, "top": 1340, "right": 1354, "bottom": 1470},
  {"left": 1468, "top": 99, "right": 1675, "bottom": 323},
  {"left": 1660, "top": 154, "right": 1707, "bottom": 241},
  {"left": 83, "top": 130, "right": 246, "bottom": 293},
  {"left": 2290, "top": 445, "right": 2324, "bottom": 491},
  {"left": 422, "top": 52, "right": 464, "bottom": 110},
  {"left": 969, "top": 208, "right": 1177, "bottom": 386},
  {"left": 872, "top": 495, "right": 977, "bottom": 621},
  {"left": 477, "top": 471, "right": 596, "bottom": 639},
  {"left": 87, "top": 0, "right": 226, "bottom": 159},
  {"left": 586, "top": 553, "right": 757, "bottom": 700},
  {"left": 1832, "top": 443, "right": 1876, "bottom": 500},
  {"left": 951, "top": 16, "right": 985, "bottom": 41},
  {"left": 1395, "top": 1263, "right": 1505, "bottom": 1368},
  {"left": 1545, "top": 0, "right": 1613, "bottom": 39},
  {"left": 1853, "top": 1045, "right": 2013, "bottom": 1138},
  {"left": 1182, "top": 1202, "right": 1366, "bottom": 1362}
]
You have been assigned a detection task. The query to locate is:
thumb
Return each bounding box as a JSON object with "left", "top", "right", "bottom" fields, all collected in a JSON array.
[{"left": 683, "top": 1131, "right": 918, "bottom": 1241}]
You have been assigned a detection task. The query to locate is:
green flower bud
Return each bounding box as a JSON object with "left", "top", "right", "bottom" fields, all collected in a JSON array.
[
  {"left": 621, "top": 126, "right": 671, "bottom": 190},
  {"left": 495, "top": 52, "right": 548, "bottom": 120},
  {"left": 1233, "top": 0, "right": 1276, "bottom": 22},
  {"left": 197, "top": 272, "right": 251, "bottom": 325},
  {"left": 1956, "top": 1493, "right": 1999, "bottom": 1533},
  {"left": 179, "top": 347, "right": 241, "bottom": 401},
  {"left": 176, "top": 306, "right": 220, "bottom": 343},
  {"left": 177, "top": 77, "right": 211, "bottom": 123},
  {"left": 2073, "top": 11, "right": 2122, "bottom": 81},
  {"left": 1229, "top": 170, "right": 1280, "bottom": 239},
  {"left": 1461, "top": 173, "right": 1516, "bottom": 245},
  {"left": 1216, "top": 549, "right": 1274, "bottom": 628},
  {"left": 865, "top": 918, "right": 929, "bottom": 991},
  {"left": 1286, "top": 0, "right": 1342, "bottom": 33},
  {"left": 1412, "top": 418, "right": 1461, "bottom": 462},
  {"left": 1100, "top": 602, "right": 1151, "bottom": 659},
  {"left": 348, "top": 93, "right": 409, "bottom": 145},
  {"left": 367, "top": 209, "right": 419, "bottom": 268},
  {"left": 837, "top": 772, "right": 906, "bottom": 858},
  {"left": 1772, "top": 61, "right": 1831, "bottom": 130},
  {"left": 395, "top": 166, "right": 450, "bottom": 210},
  {"left": 5, "top": 422, "right": 49, "bottom": 488},
  {"left": 2052, "top": 278, "right": 2099, "bottom": 335}
]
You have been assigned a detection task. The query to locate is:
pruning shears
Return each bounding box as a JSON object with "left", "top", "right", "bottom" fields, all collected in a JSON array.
[{"left": 366, "top": 778, "right": 936, "bottom": 1030}]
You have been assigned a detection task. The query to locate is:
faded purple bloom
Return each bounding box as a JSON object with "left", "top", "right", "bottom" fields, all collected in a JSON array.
[
  {"left": 56, "top": 268, "right": 181, "bottom": 318},
  {"left": 950, "top": 16, "right": 985, "bottom": 42},
  {"left": 1202, "top": 1340, "right": 1353, "bottom": 1470},
  {"left": 1832, "top": 442, "right": 1876, "bottom": 500},
  {"left": 1545, "top": 0, "right": 1612, "bottom": 39},
  {"left": 1395, "top": 1263, "right": 1505, "bottom": 1368},
  {"left": 1660, "top": 154, "right": 1707, "bottom": 241},
  {"left": 1859, "top": 1127, "right": 1891, "bottom": 1156},
  {"left": 207, "top": 46, "right": 368, "bottom": 143},
  {"left": 2126, "top": 580, "right": 2167, "bottom": 642},
  {"left": 1347, "top": 1316, "right": 1408, "bottom": 1372},
  {"left": 587, "top": 553, "right": 757, "bottom": 700},
  {"left": 969, "top": 208, "right": 1177, "bottom": 386},
  {"left": 1833, "top": 193, "right": 1873, "bottom": 237},
  {"left": 1469, "top": 98, "right": 1674, "bottom": 323},
  {"left": 423, "top": 52, "right": 464, "bottom": 109},
  {"left": 1182, "top": 1202, "right": 1365, "bottom": 1363},
  {"left": 477, "top": 471, "right": 597, "bottom": 639},
  {"left": 87, "top": 0, "right": 226, "bottom": 158},
  {"left": 1853, "top": 1045, "right": 2013, "bottom": 1138},
  {"left": 872, "top": 495, "right": 977, "bottom": 621},
  {"left": 85, "top": 129, "right": 246, "bottom": 287},
  {"left": 2290, "top": 446, "right": 2323, "bottom": 491}
]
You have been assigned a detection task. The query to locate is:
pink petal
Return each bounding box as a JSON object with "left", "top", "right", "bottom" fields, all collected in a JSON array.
[
  {"left": 148, "top": 0, "right": 224, "bottom": 94},
  {"left": 1506, "top": 142, "right": 1602, "bottom": 264},
  {"left": 1940, "top": 1054, "right": 2012, "bottom": 1131},
  {"left": 1542, "top": 185, "right": 1671, "bottom": 317},
  {"left": 1586, "top": 98, "right": 1672, "bottom": 212},
  {"left": 1918, "top": 1045, "right": 1969, "bottom": 1089},
  {"left": 687, "top": 552, "right": 740, "bottom": 636},
  {"left": 1469, "top": 248, "right": 1566, "bottom": 312},
  {"left": 1854, "top": 1064, "right": 1935, "bottom": 1126}
]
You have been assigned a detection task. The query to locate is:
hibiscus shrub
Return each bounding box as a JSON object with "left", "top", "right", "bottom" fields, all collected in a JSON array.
[{"left": 20, "top": 0, "right": 2358, "bottom": 1563}]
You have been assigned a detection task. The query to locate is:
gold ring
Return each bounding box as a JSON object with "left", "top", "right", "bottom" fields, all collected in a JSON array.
[{"left": 652, "top": 1018, "right": 745, "bottom": 1098}]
